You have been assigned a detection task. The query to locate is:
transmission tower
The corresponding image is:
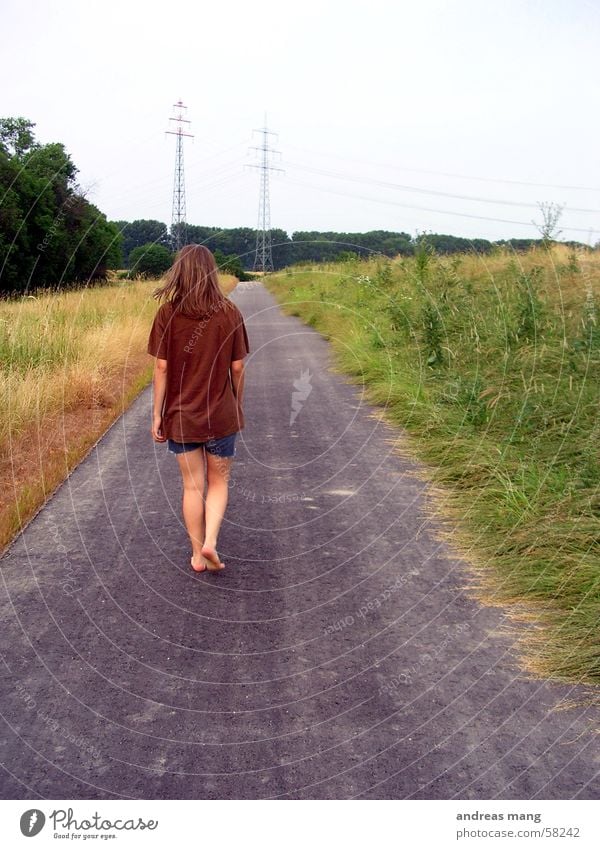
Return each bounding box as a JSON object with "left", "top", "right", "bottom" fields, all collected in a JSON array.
[
  {"left": 247, "top": 116, "right": 284, "bottom": 273},
  {"left": 166, "top": 100, "right": 193, "bottom": 251}
]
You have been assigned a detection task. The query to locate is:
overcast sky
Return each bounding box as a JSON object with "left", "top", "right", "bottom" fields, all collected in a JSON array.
[{"left": 3, "top": 0, "right": 599, "bottom": 243}]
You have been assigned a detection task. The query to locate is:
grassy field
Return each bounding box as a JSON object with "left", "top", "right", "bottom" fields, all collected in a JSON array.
[
  {"left": 0, "top": 272, "right": 238, "bottom": 550},
  {"left": 264, "top": 244, "right": 600, "bottom": 688}
]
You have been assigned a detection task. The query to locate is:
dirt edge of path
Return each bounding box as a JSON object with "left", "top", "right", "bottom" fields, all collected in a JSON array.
[{"left": 0, "top": 354, "right": 153, "bottom": 555}]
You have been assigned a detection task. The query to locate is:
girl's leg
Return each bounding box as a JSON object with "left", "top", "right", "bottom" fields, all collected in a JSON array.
[
  {"left": 201, "top": 452, "right": 232, "bottom": 569},
  {"left": 175, "top": 448, "right": 207, "bottom": 571}
]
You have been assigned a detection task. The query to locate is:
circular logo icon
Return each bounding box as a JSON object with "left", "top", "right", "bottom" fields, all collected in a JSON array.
[{"left": 19, "top": 809, "right": 46, "bottom": 837}]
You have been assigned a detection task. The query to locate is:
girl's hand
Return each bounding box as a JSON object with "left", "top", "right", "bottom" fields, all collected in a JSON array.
[{"left": 152, "top": 414, "right": 166, "bottom": 442}]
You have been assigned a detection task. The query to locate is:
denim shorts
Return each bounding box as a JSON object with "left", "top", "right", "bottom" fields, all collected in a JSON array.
[{"left": 167, "top": 433, "right": 237, "bottom": 457}]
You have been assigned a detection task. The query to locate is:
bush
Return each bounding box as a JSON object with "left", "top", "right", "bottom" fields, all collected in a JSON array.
[
  {"left": 213, "top": 249, "right": 251, "bottom": 281},
  {"left": 337, "top": 250, "right": 360, "bottom": 263},
  {"left": 128, "top": 243, "right": 173, "bottom": 278}
]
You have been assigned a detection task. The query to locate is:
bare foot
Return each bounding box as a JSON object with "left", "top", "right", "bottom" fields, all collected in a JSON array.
[
  {"left": 190, "top": 554, "right": 207, "bottom": 572},
  {"left": 201, "top": 544, "right": 225, "bottom": 571}
]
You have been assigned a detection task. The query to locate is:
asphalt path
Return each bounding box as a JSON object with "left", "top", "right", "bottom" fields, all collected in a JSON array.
[{"left": 1, "top": 281, "right": 599, "bottom": 800}]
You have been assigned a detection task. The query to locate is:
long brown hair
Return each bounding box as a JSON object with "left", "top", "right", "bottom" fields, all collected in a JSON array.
[{"left": 152, "top": 244, "right": 231, "bottom": 317}]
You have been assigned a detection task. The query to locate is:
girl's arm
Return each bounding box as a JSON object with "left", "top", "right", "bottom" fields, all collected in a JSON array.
[
  {"left": 230, "top": 359, "right": 245, "bottom": 406},
  {"left": 151, "top": 357, "right": 168, "bottom": 442}
]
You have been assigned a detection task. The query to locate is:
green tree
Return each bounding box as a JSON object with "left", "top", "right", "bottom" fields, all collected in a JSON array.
[
  {"left": 213, "top": 249, "right": 250, "bottom": 280},
  {"left": 112, "top": 219, "right": 170, "bottom": 266},
  {"left": 129, "top": 243, "right": 173, "bottom": 277},
  {"left": 0, "top": 117, "right": 123, "bottom": 293},
  {"left": 0, "top": 116, "right": 37, "bottom": 157}
]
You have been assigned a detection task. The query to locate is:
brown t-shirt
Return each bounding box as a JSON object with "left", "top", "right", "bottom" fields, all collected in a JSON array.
[{"left": 147, "top": 297, "right": 250, "bottom": 442}]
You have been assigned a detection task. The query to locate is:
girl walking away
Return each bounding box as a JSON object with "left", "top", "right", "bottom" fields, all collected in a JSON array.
[{"left": 147, "top": 244, "right": 250, "bottom": 573}]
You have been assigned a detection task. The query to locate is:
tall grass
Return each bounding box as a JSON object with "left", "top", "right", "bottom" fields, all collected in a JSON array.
[
  {"left": 0, "top": 273, "right": 237, "bottom": 545},
  {"left": 265, "top": 244, "right": 600, "bottom": 686},
  {"left": 1, "top": 280, "right": 155, "bottom": 454}
]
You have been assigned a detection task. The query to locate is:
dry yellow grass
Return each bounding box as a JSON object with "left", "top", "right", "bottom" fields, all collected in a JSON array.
[{"left": 0, "top": 272, "right": 238, "bottom": 549}]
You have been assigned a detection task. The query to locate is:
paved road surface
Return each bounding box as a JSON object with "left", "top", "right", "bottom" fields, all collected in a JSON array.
[{"left": 1, "top": 282, "right": 598, "bottom": 800}]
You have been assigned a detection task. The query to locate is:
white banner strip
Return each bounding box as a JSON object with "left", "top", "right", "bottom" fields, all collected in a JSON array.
[{"left": 0, "top": 799, "right": 598, "bottom": 847}]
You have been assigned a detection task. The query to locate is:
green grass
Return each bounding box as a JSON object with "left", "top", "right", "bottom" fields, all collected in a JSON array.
[{"left": 264, "top": 244, "right": 600, "bottom": 687}]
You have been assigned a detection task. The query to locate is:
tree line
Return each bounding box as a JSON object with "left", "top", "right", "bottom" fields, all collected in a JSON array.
[
  {"left": 1, "top": 115, "right": 594, "bottom": 295},
  {"left": 115, "top": 220, "right": 593, "bottom": 275},
  {"left": 0, "top": 118, "right": 121, "bottom": 294}
]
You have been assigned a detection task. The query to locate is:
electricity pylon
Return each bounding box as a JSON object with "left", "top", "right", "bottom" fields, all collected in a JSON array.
[
  {"left": 247, "top": 115, "right": 284, "bottom": 273},
  {"left": 166, "top": 100, "right": 193, "bottom": 252}
]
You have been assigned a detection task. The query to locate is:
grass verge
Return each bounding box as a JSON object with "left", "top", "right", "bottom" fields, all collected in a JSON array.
[{"left": 264, "top": 244, "right": 600, "bottom": 688}]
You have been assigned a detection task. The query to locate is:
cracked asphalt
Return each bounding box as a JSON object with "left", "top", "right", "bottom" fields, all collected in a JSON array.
[{"left": 0, "top": 281, "right": 599, "bottom": 800}]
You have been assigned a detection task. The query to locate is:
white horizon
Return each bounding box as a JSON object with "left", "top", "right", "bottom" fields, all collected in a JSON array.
[{"left": 2, "top": 0, "right": 599, "bottom": 245}]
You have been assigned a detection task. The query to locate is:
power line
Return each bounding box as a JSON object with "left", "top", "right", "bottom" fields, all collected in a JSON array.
[
  {"left": 247, "top": 114, "right": 284, "bottom": 272},
  {"left": 284, "top": 160, "right": 600, "bottom": 215},
  {"left": 284, "top": 176, "right": 600, "bottom": 236},
  {"left": 103, "top": 144, "right": 253, "bottom": 214},
  {"left": 166, "top": 100, "right": 193, "bottom": 251},
  {"left": 109, "top": 170, "right": 252, "bottom": 221},
  {"left": 285, "top": 141, "right": 600, "bottom": 193}
]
